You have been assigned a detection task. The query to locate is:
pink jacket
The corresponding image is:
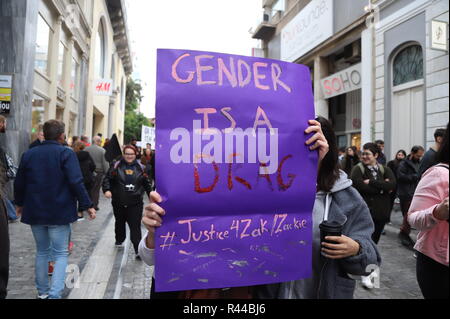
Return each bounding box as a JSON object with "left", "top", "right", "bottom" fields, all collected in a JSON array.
[{"left": 408, "top": 164, "right": 449, "bottom": 266}]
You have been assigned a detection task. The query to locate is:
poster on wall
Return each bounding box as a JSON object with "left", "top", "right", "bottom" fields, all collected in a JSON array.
[
  {"left": 155, "top": 49, "right": 317, "bottom": 292},
  {"left": 0, "top": 74, "right": 13, "bottom": 114}
]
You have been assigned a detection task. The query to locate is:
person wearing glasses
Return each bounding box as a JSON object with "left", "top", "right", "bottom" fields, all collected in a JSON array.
[
  {"left": 351, "top": 143, "right": 396, "bottom": 245},
  {"left": 103, "top": 145, "right": 152, "bottom": 259}
]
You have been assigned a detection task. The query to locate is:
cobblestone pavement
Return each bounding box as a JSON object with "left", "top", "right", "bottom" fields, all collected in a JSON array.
[{"left": 6, "top": 196, "right": 423, "bottom": 299}]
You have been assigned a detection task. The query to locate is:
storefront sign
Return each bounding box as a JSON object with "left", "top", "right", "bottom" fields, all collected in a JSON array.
[
  {"left": 0, "top": 74, "right": 13, "bottom": 114},
  {"left": 281, "top": 0, "right": 333, "bottom": 62},
  {"left": 320, "top": 63, "right": 362, "bottom": 99},
  {"left": 431, "top": 20, "right": 448, "bottom": 51},
  {"left": 94, "top": 79, "right": 113, "bottom": 96},
  {"left": 155, "top": 49, "right": 317, "bottom": 292}
]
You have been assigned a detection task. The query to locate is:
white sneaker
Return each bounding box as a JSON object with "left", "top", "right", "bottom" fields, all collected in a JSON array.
[
  {"left": 361, "top": 275, "right": 375, "bottom": 289},
  {"left": 37, "top": 294, "right": 49, "bottom": 299}
]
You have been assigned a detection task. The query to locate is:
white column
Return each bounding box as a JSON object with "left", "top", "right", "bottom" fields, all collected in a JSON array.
[
  {"left": 47, "top": 16, "right": 63, "bottom": 120},
  {"left": 63, "top": 36, "right": 75, "bottom": 136},
  {"left": 361, "top": 27, "right": 374, "bottom": 145},
  {"left": 314, "top": 56, "right": 329, "bottom": 119}
]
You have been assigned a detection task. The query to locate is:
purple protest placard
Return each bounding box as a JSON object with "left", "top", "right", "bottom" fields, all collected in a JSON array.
[{"left": 155, "top": 49, "right": 317, "bottom": 292}]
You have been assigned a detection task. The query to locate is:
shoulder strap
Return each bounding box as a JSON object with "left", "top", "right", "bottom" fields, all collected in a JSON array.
[
  {"left": 357, "top": 162, "right": 365, "bottom": 175},
  {"left": 378, "top": 164, "right": 385, "bottom": 176},
  {"left": 113, "top": 160, "right": 121, "bottom": 170},
  {"left": 435, "top": 164, "right": 449, "bottom": 170}
]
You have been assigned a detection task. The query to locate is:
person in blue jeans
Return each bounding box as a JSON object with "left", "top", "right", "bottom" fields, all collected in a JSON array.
[
  {"left": 14, "top": 120, "right": 96, "bottom": 299},
  {"left": 4, "top": 199, "right": 17, "bottom": 222}
]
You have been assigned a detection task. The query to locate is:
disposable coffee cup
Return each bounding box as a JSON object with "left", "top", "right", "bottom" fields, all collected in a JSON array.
[{"left": 319, "top": 220, "right": 343, "bottom": 244}]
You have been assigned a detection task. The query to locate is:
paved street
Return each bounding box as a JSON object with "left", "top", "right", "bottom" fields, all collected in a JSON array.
[{"left": 6, "top": 196, "right": 422, "bottom": 299}]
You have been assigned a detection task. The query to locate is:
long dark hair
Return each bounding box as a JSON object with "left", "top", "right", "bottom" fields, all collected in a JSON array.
[
  {"left": 316, "top": 116, "right": 340, "bottom": 192},
  {"left": 344, "top": 146, "right": 360, "bottom": 171},
  {"left": 437, "top": 123, "right": 449, "bottom": 165},
  {"left": 395, "top": 150, "right": 407, "bottom": 161}
]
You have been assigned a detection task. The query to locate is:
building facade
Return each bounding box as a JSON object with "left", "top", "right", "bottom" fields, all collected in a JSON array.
[
  {"left": 252, "top": 0, "right": 449, "bottom": 159},
  {"left": 0, "top": 0, "right": 132, "bottom": 164},
  {"left": 372, "top": 0, "right": 449, "bottom": 159}
]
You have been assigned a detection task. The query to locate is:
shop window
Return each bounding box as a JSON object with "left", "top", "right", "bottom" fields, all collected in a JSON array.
[
  {"left": 31, "top": 95, "right": 46, "bottom": 141},
  {"left": 35, "top": 15, "right": 52, "bottom": 75},
  {"left": 337, "top": 135, "right": 347, "bottom": 149},
  {"left": 95, "top": 21, "right": 106, "bottom": 79},
  {"left": 56, "top": 108, "right": 64, "bottom": 121},
  {"left": 337, "top": 95, "right": 346, "bottom": 115},
  {"left": 71, "top": 58, "right": 80, "bottom": 99},
  {"left": 111, "top": 55, "right": 116, "bottom": 88},
  {"left": 351, "top": 133, "right": 361, "bottom": 151},
  {"left": 69, "top": 113, "right": 77, "bottom": 139},
  {"left": 393, "top": 45, "right": 423, "bottom": 87},
  {"left": 57, "top": 42, "right": 67, "bottom": 87}
]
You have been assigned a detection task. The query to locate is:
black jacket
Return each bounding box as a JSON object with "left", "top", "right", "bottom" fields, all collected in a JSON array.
[
  {"left": 397, "top": 157, "right": 420, "bottom": 200},
  {"left": 340, "top": 156, "right": 360, "bottom": 176},
  {"left": 29, "top": 139, "right": 43, "bottom": 149},
  {"left": 377, "top": 152, "right": 387, "bottom": 165},
  {"left": 418, "top": 148, "right": 437, "bottom": 179},
  {"left": 387, "top": 159, "right": 403, "bottom": 180},
  {"left": 351, "top": 163, "right": 396, "bottom": 222},
  {"left": 76, "top": 151, "right": 96, "bottom": 188},
  {"left": 102, "top": 159, "right": 152, "bottom": 207}
]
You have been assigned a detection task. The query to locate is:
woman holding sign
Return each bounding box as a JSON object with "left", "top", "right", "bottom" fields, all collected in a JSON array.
[
  {"left": 103, "top": 145, "right": 152, "bottom": 258},
  {"left": 138, "top": 119, "right": 379, "bottom": 299},
  {"left": 272, "top": 117, "right": 381, "bottom": 299}
]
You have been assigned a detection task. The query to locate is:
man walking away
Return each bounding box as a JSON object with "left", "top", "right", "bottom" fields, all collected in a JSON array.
[
  {"left": 0, "top": 115, "right": 9, "bottom": 299},
  {"left": 375, "top": 140, "right": 387, "bottom": 165},
  {"left": 418, "top": 128, "right": 445, "bottom": 179},
  {"left": 397, "top": 146, "right": 425, "bottom": 248},
  {"left": 14, "top": 120, "right": 96, "bottom": 299},
  {"left": 86, "top": 136, "right": 110, "bottom": 210}
]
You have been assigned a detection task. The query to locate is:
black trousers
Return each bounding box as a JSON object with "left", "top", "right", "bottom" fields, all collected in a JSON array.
[
  {"left": 372, "top": 219, "right": 386, "bottom": 245},
  {"left": 0, "top": 201, "right": 9, "bottom": 299},
  {"left": 113, "top": 203, "right": 143, "bottom": 254},
  {"left": 90, "top": 172, "right": 104, "bottom": 209},
  {"left": 416, "top": 252, "right": 449, "bottom": 299}
]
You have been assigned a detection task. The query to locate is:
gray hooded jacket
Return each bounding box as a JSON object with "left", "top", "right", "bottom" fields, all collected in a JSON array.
[{"left": 260, "top": 171, "right": 381, "bottom": 299}]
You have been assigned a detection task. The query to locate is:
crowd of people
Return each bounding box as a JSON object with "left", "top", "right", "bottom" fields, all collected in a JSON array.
[
  {"left": 0, "top": 117, "right": 155, "bottom": 299},
  {"left": 0, "top": 114, "right": 447, "bottom": 300}
]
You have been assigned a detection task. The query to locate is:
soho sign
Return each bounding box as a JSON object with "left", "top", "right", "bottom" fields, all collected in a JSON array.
[{"left": 320, "top": 63, "right": 362, "bottom": 99}]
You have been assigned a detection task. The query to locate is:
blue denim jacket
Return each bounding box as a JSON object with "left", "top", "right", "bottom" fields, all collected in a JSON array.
[{"left": 14, "top": 141, "right": 92, "bottom": 225}]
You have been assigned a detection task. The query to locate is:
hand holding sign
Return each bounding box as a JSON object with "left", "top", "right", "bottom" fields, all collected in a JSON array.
[
  {"left": 143, "top": 191, "right": 166, "bottom": 249},
  {"left": 305, "top": 119, "right": 329, "bottom": 163}
]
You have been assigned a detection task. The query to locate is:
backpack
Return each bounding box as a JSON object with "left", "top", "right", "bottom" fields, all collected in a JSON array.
[{"left": 356, "top": 162, "right": 385, "bottom": 178}]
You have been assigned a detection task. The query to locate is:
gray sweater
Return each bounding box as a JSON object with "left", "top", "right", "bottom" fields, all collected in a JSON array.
[{"left": 276, "top": 171, "right": 381, "bottom": 299}]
